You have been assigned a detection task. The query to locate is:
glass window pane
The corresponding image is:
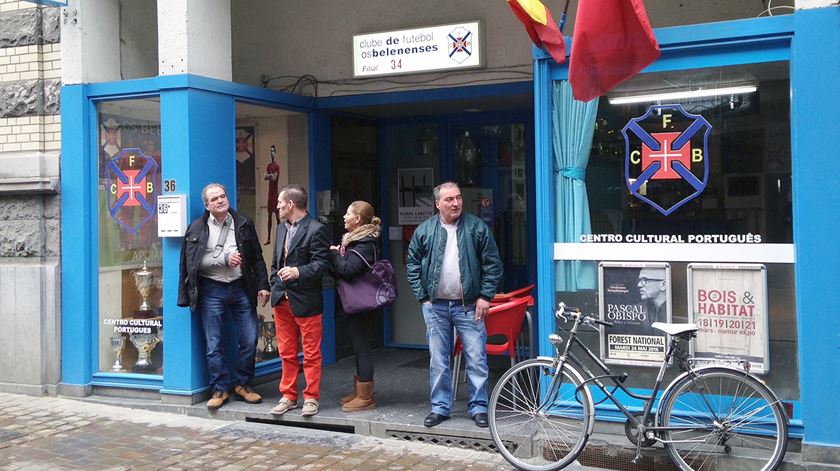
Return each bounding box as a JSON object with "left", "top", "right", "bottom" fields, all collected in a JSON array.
[
  {"left": 551, "top": 62, "right": 797, "bottom": 399},
  {"left": 97, "top": 98, "right": 163, "bottom": 375},
  {"left": 234, "top": 102, "right": 309, "bottom": 364},
  {"left": 453, "top": 124, "right": 529, "bottom": 290}
]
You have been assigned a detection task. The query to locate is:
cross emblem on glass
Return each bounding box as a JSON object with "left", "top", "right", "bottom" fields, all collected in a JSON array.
[{"left": 641, "top": 132, "right": 691, "bottom": 180}]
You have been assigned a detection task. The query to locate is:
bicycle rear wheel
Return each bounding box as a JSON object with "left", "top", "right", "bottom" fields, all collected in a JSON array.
[
  {"left": 489, "top": 359, "right": 593, "bottom": 471},
  {"left": 659, "top": 367, "right": 788, "bottom": 471}
]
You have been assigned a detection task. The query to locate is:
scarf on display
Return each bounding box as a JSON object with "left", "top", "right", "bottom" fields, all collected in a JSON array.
[{"left": 340, "top": 223, "right": 380, "bottom": 256}]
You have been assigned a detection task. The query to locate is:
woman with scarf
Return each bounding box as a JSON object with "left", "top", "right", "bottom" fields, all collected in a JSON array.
[{"left": 329, "top": 200, "right": 381, "bottom": 412}]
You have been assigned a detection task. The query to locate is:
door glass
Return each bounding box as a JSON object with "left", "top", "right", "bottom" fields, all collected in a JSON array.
[
  {"left": 385, "top": 122, "right": 440, "bottom": 346},
  {"left": 96, "top": 98, "right": 163, "bottom": 375},
  {"left": 453, "top": 124, "right": 528, "bottom": 291}
]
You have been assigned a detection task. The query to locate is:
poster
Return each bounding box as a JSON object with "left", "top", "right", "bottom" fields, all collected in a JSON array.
[
  {"left": 687, "top": 264, "right": 769, "bottom": 374},
  {"left": 598, "top": 262, "right": 672, "bottom": 366},
  {"left": 398, "top": 168, "right": 434, "bottom": 225}
]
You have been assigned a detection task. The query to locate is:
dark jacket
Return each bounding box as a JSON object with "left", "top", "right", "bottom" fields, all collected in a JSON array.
[
  {"left": 177, "top": 208, "right": 270, "bottom": 311},
  {"left": 329, "top": 235, "right": 378, "bottom": 316},
  {"left": 406, "top": 212, "right": 503, "bottom": 305},
  {"left": 269, "top": 214, "right": 330, "bottom": 316}
]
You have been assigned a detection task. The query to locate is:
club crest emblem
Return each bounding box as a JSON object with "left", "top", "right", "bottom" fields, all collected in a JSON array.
[
  {"left": 106, "top": 148, "right": 159, "bottom": 234},
  {"left": 448, "top": 26, "right": 473, "bottom": 64},
  {"left": 622, "top": 104, "right": 711, "bottom": 216}
]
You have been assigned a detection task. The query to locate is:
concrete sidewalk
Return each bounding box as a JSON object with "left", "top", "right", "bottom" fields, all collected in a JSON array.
[{"left": 0, "top": 392, "right": 558, "bottom": 470}]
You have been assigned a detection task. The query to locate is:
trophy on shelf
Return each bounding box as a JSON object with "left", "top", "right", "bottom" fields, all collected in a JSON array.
[
  {"left": 260, "top": 319, "right": 278, "bottom": 360},
  {"left": 155, "top": 267, "right": 163, "bottom": 316},
  {"left": 109, "top": 333, "right": 127, "bottom": 372},
  {"left": 133, "top": 260, "right": 156, "bottom": 319},
  {"left": 458, "top": 131, "right": 479, "bottom": 186},
  {"left": 130, "top": 331, "right": 161, "bottom": 371}
]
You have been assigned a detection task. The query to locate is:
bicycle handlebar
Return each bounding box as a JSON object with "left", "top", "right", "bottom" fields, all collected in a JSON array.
[{"left": 556, "top": 302, "right": 614, "bottom": 328}]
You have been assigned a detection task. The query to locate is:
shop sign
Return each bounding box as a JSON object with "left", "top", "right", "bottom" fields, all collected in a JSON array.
[
  {"left": 397, "top": 168, "right": 434, "bottom": 225},
  {"left": 687, "top": 263, "right": 769, "bottom": 374},
  {"left": 106, "top": 148, "right": 159, "bottom": 235},
  {"left": 598, "top": 262, "right": 672, "bottom": 367},
  {"left": 622, "top": 104, "right": 711, "bottom": 216},
  {"left": 353, "top": 21, "right": 482, "bottom": 77}
]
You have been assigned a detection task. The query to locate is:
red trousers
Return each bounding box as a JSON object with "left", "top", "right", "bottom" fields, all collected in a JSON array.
[{"left": 273, "top": 300, "right": 323, "bottom": 401}]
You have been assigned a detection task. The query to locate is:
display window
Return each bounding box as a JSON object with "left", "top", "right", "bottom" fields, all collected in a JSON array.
[
  {"left": 234, "top": 102, "right": 309, "bottom": 365},
  {"left": 96, "top": 98, "right": 164, "bottom": 375},
  {"left": 552, "top": 61, "right": 798, "bottom": 400}
]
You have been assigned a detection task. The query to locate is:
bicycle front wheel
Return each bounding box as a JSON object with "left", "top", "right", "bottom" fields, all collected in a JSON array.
[
  {"left": 659, "top": 367, "right": 788, "bottom": 471},
  {"left": 489, "top": 358, "right": 593, "bottom": 471}
]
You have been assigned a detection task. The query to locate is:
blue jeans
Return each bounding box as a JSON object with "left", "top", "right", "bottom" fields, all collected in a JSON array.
[
  {"left": 198, "top": 277, "right": 259, "bottom": 393},
  {"left": 423, "top": 300, "right": 489, "bottom": 417}
]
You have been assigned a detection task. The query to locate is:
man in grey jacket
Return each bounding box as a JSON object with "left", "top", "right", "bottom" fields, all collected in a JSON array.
[{"left": 406, "top": 181, "right": 503, "bottom": 428}]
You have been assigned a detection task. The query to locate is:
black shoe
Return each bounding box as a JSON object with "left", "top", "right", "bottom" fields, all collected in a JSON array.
[
  {"left": 424, "top": 412, "right": 450, "bottom": 427},
  {"left": 473, "top": 412, "right": 489, "bottom": 428}
]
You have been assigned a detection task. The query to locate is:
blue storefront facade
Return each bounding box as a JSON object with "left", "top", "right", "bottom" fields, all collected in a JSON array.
[{"left": 58, "top": 4, "right": 840, "bottom": 464}]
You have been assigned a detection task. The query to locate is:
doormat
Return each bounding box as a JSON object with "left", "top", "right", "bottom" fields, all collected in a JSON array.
[{"left": 0, "top": 429, "right": 25, "bottom": 442}]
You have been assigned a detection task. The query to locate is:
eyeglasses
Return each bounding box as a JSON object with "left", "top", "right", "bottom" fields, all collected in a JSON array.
[{"left": 638, "top": 277, "right": 664, "bottom": 285}]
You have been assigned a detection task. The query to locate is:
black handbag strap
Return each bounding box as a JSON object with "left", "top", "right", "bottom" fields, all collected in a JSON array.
[{"left": 347, "top": 246, "right": 377, "bottom": 268}]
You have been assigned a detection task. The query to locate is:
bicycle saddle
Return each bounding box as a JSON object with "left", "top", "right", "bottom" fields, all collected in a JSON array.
[{"left": 652, "top": 322, "right": 698, "bottom": 336}]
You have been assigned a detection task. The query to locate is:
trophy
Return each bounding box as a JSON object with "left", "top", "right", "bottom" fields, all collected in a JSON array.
[
  {"left": 109, "top": 333, "right": 127, "bottom": 372},
  {"left": 261, "top": 320, "right": 278, "bottom": 359},
  {"left": 130, "top": 331, "right": 161, "bottom": 371},
  {"left": 155, "top": 267, "right": 163, "bottom": 315},
  {"left": 133, "top": 260, "right": 156, "bottom": 318},
  {"left": 458, "top": 131, "right": 479, "bottom": 186}
]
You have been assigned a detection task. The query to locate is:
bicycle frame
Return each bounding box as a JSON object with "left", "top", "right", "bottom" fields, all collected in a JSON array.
[{"left": 547, "top": 310, "right": 693, "bottom": 440}]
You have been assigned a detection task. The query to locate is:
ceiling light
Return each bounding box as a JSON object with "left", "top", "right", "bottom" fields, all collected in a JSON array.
[{"left": 608, "top": 85, "right": 757, "bottom": 105}]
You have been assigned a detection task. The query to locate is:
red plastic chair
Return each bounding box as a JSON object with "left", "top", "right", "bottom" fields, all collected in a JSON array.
[
  {"left": 451, "top": 296, "right": 532, "bottom": 398},
  {"left": 490, "top": 284, "right": 535, "bottom": 305},
  {"left": 491, "top": 284, "right": 536, "bottom": 362}
]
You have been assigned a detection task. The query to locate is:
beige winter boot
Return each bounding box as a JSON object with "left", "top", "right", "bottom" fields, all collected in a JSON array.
[
  {"left": 339, "top": 375, "right": 360, "bottom": 406},
  {"left": 341, "top": 380, "right": 375, "bottom": 412}
]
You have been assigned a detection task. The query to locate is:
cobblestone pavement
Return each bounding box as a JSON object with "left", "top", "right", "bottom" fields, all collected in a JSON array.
[{"left": 0, "top": 392, "right": 518, "bottom": 470}]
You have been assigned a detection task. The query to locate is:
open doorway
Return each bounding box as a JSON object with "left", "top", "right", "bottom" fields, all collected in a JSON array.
[{"left": 330, "top": 116, "right": 384, "bottom": 359}]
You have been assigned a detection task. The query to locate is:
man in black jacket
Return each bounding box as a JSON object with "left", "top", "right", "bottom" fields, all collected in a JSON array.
[
  {"left": 268, "top": 184, "right": 330, "bottom": 417},
  {"left": 177, "top": 183, "right": 270, "bottom": 411}
]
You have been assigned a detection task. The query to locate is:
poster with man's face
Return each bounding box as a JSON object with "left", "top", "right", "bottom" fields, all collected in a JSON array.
[{"left": 598, "top": 262, "right": 672, "bottom": 366}]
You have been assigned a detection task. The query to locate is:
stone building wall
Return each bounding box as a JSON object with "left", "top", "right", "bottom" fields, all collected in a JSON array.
[{"left": 0, "top": 0, "right": 62, "bottom": 395}]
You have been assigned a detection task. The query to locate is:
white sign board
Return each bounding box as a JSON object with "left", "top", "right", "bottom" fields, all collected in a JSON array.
[
  {"left": 353, "top": 21, "right": 483, "bottom": 77},
  {"left": 687, "top": 263, "right": 770, "bottom": 374},
  {"left": 397, "top": 168, "right": 434, "bottom": 225},
  {"left": 157, "top": 194, "right": 187, "bottom": 237}
]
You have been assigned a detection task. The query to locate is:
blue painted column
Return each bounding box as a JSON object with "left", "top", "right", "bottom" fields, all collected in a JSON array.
[
  {"left": 59, "top": 84, "right": 94, "bottom": 394},
  {"left": 159, "top": 86, "right": 236, "bottom": 400},
  {"left": 533, "top": 56, "right": 557, "bottom": 356},
  {"left": 791, "top": 5, "right": 840, "bottom": 458},
  {"left": 308, "top": 110, "right": 336, "bottom": 365}
]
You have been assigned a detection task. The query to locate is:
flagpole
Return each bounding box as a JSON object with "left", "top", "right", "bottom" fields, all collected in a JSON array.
[{"left": 558, "top": 0, "right": 572, "bottom": 33}]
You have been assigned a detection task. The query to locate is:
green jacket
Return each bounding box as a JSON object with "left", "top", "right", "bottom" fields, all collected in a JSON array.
[{"left": 406, "top": 212, "right": 503, "bottom": 305}]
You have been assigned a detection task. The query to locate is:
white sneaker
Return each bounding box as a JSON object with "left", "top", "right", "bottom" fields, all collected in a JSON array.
[
  {"left": 301, "top": 398, "right": 319, "bottom": 417},
  {"left": 270, "top": 397, "right": 298, "bottom": 415}
]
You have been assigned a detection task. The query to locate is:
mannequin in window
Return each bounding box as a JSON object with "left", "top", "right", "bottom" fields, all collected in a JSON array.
[{"left": 264, "top": 145, "right": 281, "bottom": 245}]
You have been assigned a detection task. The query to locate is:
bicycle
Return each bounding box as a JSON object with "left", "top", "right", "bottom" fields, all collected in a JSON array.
[{"left": 488, "top": 302, "right": 788, "bottom": 471}]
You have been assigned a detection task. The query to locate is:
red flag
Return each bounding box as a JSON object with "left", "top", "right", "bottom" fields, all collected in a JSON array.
[
  {"left": 569, "top": 0, "right": 660, "bottom": 102},
  {"left": 507, "top": 0, "right": 567, "bottom": 64}
]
